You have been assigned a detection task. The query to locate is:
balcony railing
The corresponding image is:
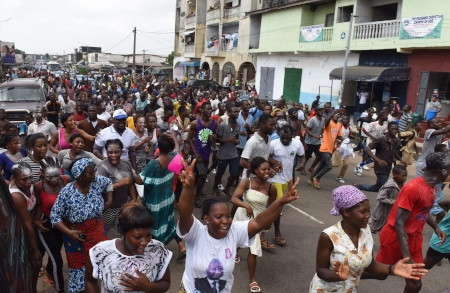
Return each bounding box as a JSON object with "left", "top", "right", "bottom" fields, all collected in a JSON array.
[
  {"left": 205, "top": 45, "right": 220, "bottom": 57},
  {"left": 353, "top": 20, "right": 401, "bottom": 39},
  {"left": 186, "top": 15, "right": 196, "bottom": 28},
  {"left": 207, "top": 8, "right": 220, "bottom": 21},
  {"left": 185, "top": 44, "right": 195, "bottom": 53},
  {"left": 224, "top": 6, "right": 240, "bottom": 18},
  {"left": 322, "top": 27, "right": 333, "bottom": 42}
]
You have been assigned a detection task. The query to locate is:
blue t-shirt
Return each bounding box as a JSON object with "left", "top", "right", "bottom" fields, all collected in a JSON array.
[{"left": 430, "top": 211, "right": 450, "bottom": 254}]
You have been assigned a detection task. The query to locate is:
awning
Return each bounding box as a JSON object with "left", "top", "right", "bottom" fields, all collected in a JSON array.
[
  {"left": 179, "top": 61, "right": 200, "bottom": 67},
  {"left": 180, "top": 30, "right": 195, "bottom": 36},
  {"left": 329, "top": 66, "right": 411, "bottom": 82}
]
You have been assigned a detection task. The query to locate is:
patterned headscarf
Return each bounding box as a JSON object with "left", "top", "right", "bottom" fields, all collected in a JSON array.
[
  {"left": 330, "top": 185, "right": 368, "bottom": 216},
  {"left": 71, "top": 158, "right": 94, "bottom": 180}
]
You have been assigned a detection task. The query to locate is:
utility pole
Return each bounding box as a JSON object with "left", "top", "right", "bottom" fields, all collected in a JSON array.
[
  {"left": 338, "top": 13, "right": 356, "bottom": 106},
  {"left": 133, "top": 27, "right": 137, "bottom": 74},
  {"left": 142, "top": 49, "right": 147, "bottom": 77}
]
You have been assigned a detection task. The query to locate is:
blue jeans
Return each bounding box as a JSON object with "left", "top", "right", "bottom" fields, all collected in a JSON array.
[{"left": 357, "top": 173, "right": 389, "bottom": 192}]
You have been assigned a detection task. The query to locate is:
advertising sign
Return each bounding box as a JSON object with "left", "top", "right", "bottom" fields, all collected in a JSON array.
[
  {"left": 300, "top": 25, "right": 323, "bottom": 42},
  {"left": 400, "top": 14, "right": 443, "bottom": 39},
  {"left": 1, "top": 41, "right": 16, "bottom": 65}
]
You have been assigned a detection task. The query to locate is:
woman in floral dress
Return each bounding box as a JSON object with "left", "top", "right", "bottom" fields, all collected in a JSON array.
[{"left": 50, "top": 158, "right": 112, "bottom": 293}]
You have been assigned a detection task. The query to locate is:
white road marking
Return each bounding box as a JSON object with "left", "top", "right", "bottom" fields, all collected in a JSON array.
[{"left": 287, "top": 204, "right": 324, "bottom": 224}]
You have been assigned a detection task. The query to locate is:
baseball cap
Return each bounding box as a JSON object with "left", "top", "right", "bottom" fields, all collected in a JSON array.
[
  {"left": 113, "top": 109, "right": 127, "bottom": 119},
  {"left": 288, "top": 108, "right": 297, "bottom": 115}
]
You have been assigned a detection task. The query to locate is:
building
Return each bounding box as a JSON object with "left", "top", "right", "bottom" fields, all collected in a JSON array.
[
  {"left": 246, "top": 0, "right": 450, "bottom": 120},
  {"left": 174, "top": 0, "right": 260, "bottom": 88}
]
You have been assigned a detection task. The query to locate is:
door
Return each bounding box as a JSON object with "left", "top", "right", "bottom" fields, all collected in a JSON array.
[
  {"left": 283, "top": 68, "right": 302, "bottom": 103},
  {"left": 259, "top": 67, "right": 275, "bottom": 100},
  {"left": 416, "top": 71, "right": 429, "bottom": 116}
]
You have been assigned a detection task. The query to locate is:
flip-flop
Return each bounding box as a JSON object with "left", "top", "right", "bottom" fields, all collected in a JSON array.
[
  {"left": 273, "top": 236, "right": 287, "bottom": 246},
  {"left": 261, "top": 240, "right": 275, "bottom": 250},
  {"left": 249, "top": 281, "right": 261, "bottom": 293},
  {"left": 235, "top": 253, "right": 240, "bottom": 263}
]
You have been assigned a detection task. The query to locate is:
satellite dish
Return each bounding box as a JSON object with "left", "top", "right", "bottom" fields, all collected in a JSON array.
[{"left": 181, "top": 11, "right": 185, "bottom": 16}]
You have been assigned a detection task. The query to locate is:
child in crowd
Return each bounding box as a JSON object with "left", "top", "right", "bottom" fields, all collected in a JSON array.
[
  {"left": 368, "top": 164, "right": 407, "bottom": 233},
  {"left": 399, "top": 122, "right": 421, "bottom": 165}
]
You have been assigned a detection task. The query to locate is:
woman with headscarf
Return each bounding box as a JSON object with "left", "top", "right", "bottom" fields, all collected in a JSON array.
[
  {"left": 309, "top": 185, "right": 428, "bottom": 292},
  {"left": 50, "top": 158, "right": 113, "bottom": 293}
]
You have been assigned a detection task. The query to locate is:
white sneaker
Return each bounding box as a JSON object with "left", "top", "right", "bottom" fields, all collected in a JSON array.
[
  {"left": 217, "top": 184, "right": 225, "bottom": 191},
  {"left": 212, "top": 169, "right": 217, "bottom": 174},
  {"left": 354, "top": 166, "right": 362, "bottom": 176},
  {"left": 205, "top": 178, "right": 209, "bottom": 183},
  {"left": 362, "top": 165, "right": 370, "bottom": 171},
  {"left": 336, "top": 177, "right": 345, "bottom": 184}
]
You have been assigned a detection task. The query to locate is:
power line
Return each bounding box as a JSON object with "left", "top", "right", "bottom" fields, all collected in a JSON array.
[{"left": 106, "top": 31, "right": 134, "bottom": 51}]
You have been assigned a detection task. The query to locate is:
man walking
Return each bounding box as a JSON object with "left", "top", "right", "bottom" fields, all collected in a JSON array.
[{"left": 308, "top": 109, "right": 343, "bottom": 189}]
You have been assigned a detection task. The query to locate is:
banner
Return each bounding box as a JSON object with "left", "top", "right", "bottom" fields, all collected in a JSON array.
[
  {"left": 1, "top": 41, "right": 16, "bottom": 65},
  {"left": 400, "top": 14, "right": 443, "bottom": 39},
  {"left": 300, "top": 25, "right": 323, "bottom": 42}
]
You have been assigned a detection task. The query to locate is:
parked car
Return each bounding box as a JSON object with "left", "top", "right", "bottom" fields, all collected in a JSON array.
[
  {"left": 0, "top": 176, "right": 32, "bottom": 292},
  {"left": 0, "top": 78, "right": 46, "bottom": 125},
  {"left": 187, "top": 79, "right": 231, "bottom": 92}
]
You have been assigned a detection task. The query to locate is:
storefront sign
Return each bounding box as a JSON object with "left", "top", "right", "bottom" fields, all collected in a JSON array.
[
  {"left": 300, "top": 25, "right": 323, "bottom": 42},
  {"left": 400, "top": 14, "right": 443, "bottom": 39}
]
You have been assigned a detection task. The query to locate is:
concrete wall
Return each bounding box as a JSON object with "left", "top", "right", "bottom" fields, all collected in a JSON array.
[
  {"left": 255, "top": 52, "right": 359, "bottom": 106},
  {"left": 407, "top": 49, "right": 450, "bottom": 118}
]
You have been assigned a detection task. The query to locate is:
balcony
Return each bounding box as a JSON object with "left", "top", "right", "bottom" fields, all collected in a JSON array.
[
  {"left": 224, "top": 6, "right": 240, "bottom": 18},
  {"left": 353, "top": 20, "right": 401, "bottom": 40},
  {"left": 185, "top": 14, "right": 196, "bottom": 29},
  {"left": 185, "top": 44, "right": 195, "bottom": 53},
  {"left": 322, "top": 27, "right": 333, "bottom": 42},
  {"left": 207, "top": 8, "right": 220, "bottom": 22},
  {"left": 205, "top": 45, "right": 220, "bottom": 57}
]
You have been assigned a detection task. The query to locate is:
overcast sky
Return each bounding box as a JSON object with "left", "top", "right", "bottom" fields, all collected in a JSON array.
[{"left": 0, "top": 0, "right": 176, "bottom": 57}]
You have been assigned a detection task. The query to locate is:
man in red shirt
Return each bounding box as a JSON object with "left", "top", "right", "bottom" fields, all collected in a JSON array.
[{"left": 373, "top": 152, "right": 449, "bottom": 292}]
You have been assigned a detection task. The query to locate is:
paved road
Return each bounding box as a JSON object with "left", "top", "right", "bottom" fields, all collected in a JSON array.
[{"left": 38, "top": 156, "right": 450, "bottom": 292}]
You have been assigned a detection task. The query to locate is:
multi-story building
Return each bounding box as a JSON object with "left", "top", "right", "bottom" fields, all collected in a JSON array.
[
  {"left": 174, "top": 0, "right": 261, "bottom": 88},
  {"left": 247, "top": 0, "right": 450, "bottom": 119}
]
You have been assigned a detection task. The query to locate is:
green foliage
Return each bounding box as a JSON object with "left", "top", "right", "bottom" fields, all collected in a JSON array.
[
  {"left": 76, "top": 66, "right": 90, "bottom": 75},
  {"left": 167, "top": 51, "right": 174, "bottom": 66}
]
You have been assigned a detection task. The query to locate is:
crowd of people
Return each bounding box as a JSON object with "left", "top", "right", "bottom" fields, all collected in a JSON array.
[{"left": 1, "top": 69, "right": 450, "bottom": 293}]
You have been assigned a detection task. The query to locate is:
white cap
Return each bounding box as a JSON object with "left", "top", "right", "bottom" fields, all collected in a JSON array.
[{"left": 113, "top": 109, "right": 127, "bottom": 119}]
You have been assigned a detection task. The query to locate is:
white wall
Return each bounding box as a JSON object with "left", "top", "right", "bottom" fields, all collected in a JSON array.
[{"left": 255, "top": 52, "right": 359, "bottom": 106}]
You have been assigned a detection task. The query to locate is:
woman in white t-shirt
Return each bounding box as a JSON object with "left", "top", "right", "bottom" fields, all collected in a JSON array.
[
  {"left": 85, "top": 203, "right": 172, "bottom": 292},
  {"left": 177, "top": 159, "right": 300, "bottom": 293}
]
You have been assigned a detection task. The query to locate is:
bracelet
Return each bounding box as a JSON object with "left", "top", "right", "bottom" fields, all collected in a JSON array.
[{"left": 388, "top": 264, "right": 394, "bottom": 275}]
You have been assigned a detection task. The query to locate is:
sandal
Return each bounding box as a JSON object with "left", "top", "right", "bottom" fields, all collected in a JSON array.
[
  {"left": 235, "top": 253, "right": 240, "bottom": 263},
  {"left": 42, "top": 274, "right": 55, "bottom": 287},
  {"left": 273, "top": 236, "right": 286, "bottom": 246},
  {"left": 261, "top": 239, "right": 275, "bottom": 250},
  {"left": 249, "top": 281, "right": 261, "bottom": 293}
]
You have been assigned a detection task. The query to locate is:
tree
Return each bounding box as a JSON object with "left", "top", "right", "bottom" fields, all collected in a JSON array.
[
  {"left": 45, "top": 53, "right": 50, "bottom": 60},
  {"left": 167, "top": 51, "right": 174, "bottom": 66}
]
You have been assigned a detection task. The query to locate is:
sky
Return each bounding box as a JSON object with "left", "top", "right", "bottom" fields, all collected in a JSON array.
[{"left": 0, "top": 0, "right": 176, "bottom": 57}]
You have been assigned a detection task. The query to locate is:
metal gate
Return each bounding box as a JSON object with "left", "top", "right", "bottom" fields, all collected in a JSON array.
[
  {"left": 416, "top": 71, "right": 429, "bottom": 116},
  {"left": 259, "top": 67, "right": 275, "bottom": 100}
]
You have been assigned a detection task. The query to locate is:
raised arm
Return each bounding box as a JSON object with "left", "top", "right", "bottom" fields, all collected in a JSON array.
[
  {"left": 177, "top": 159, "right": 197, "bottom": 235},
  {"left": 247, "top": 178, "right": 299, "bottom": 238}
]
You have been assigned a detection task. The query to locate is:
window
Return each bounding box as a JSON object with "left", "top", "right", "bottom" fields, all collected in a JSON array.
[
  {"left": 325, "top": 13, "right": 334, "bottom": 27},
  {"left": 337, "top": 5, "right": 353, "bottom": 23}
]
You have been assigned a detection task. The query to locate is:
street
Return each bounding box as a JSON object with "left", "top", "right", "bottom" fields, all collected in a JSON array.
[{"left": 38, "top": 155, "right": 450, "bottom": 293}]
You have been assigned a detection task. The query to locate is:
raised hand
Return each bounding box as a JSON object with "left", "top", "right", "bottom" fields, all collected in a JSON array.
[
  {"left": 180, "top": 158, "right": 196, "bottom": 189},
  {"left": 280, "top": 177, "right": 300, "bottom": 204}
]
